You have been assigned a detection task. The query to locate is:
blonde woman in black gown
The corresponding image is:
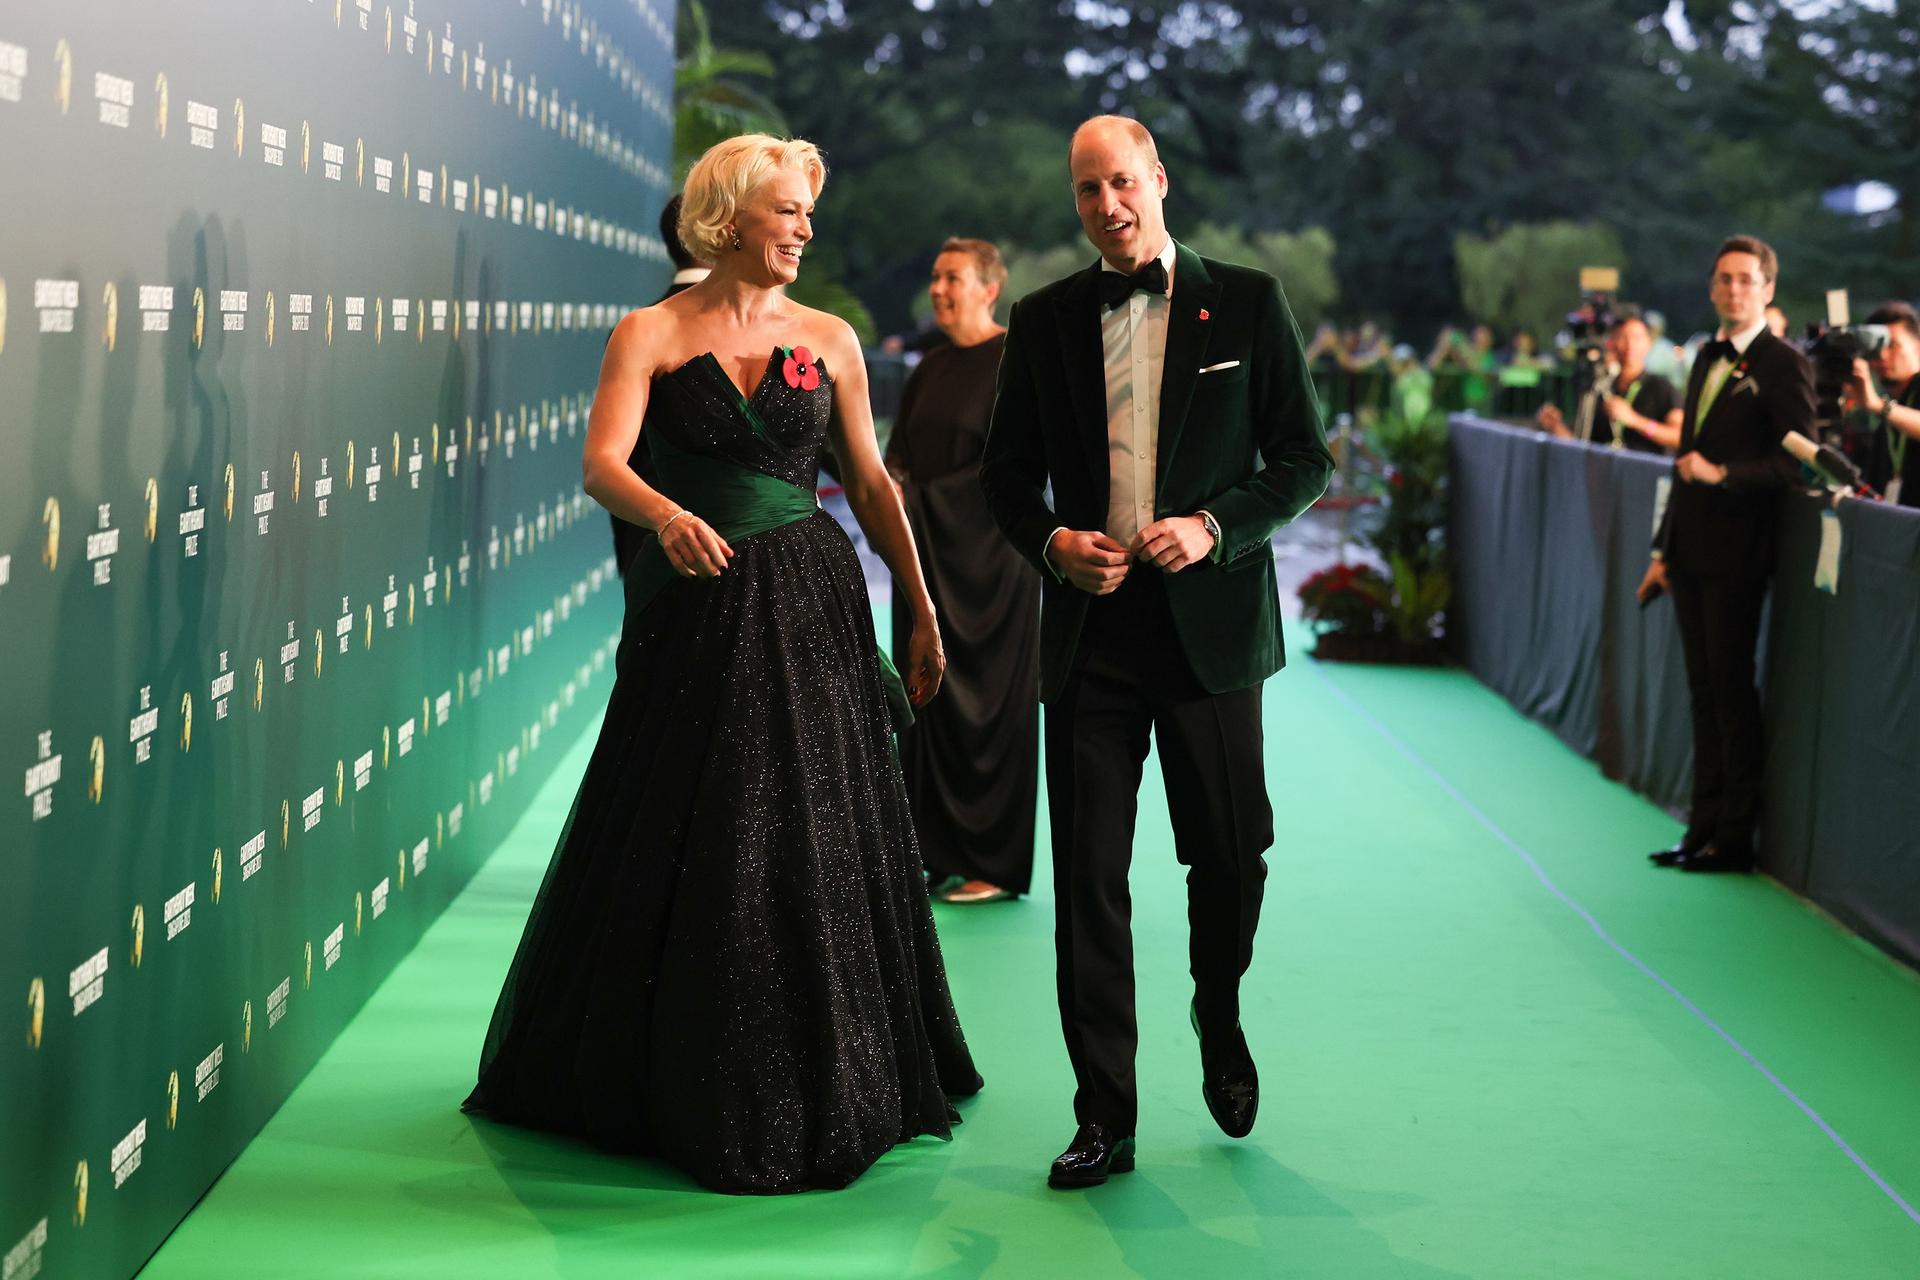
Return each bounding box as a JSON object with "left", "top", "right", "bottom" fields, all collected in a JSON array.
[
  {"left": 463, "top": 135, "right": 981, "bottom": 1194},
  {"left": 885, "top": 239, "right": 1040, "bottom": 904}
]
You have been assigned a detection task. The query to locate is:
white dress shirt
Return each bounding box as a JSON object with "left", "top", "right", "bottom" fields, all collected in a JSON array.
[
  {"left": 1696, "top": 316, "right": 1768, "bottom": 424},
  {"left": 1101, "top": 239, "right": 1177, "bottom": 545}
]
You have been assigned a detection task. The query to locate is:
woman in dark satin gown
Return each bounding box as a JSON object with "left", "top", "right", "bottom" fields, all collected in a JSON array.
[
  {"left": 463, "top": 135, "right": 981, "bottom": 1195},
  {"left": 886, "top": 239, "right": 1040, "bottom": 904}
]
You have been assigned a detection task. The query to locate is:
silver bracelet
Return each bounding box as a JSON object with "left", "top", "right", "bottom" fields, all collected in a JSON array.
[{"left": 658, "top": 509, "right": 691, "bottom": 538}]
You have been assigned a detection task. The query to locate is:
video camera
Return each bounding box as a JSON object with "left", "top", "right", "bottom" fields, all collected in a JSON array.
[
  {"left": 1566, "top": 266, "right": 1621, "bottom": 399},
  {"left": 1805, "top": 288, "right": 1890, "bottom": 443}
]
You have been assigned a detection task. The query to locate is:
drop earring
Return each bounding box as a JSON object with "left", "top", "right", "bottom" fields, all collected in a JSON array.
[{"left": 731, "top": 228, "right": 744, "bottom": 252}]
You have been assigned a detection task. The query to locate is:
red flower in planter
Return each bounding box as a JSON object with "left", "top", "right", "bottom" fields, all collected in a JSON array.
[{"left": 782, "top": 346, "right": 821, "bottom": 391}]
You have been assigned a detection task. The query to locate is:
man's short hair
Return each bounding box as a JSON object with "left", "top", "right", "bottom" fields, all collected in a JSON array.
[
  {"left": 659, "top": 194, "right": 700, "bottom": 270},
  {"left": 1715, "top": 234, "right": 1778, "bottom": 284},
  {"left": 1867, "top": 300, "right": 1920, "bottom": 340},
  {"left": 1608, "top": 304, "right": 1646, "bottom": 334},
  {"left": 938, "top": 237, "right": 1008, "bottom": 291},
  {"left": 1068, "top": 115, "right": 1160, "bottom": 170}
]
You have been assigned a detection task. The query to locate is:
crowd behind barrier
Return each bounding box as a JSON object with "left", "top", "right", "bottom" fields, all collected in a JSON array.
[{"left": 1447, "top": 414, "right": 1920, "bottom": 969}]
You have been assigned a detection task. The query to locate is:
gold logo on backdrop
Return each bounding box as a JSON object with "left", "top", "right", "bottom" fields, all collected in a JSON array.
[
  {"left": 27, "top": 978, "right": 44, "bottom": 1049},
  {"left": 491, "top": 65, "right": 498, "bottom": 105},
  {"left": 461, "top": 50, "right": 468, "bottom": 91},
  {"left": 420, "top": 695, "right": 429, "bottom": 735},
  {"left": 436, "top": 812, "right": 443, "bottom": 848},
  {"left": 180, "top": 693, "right": 193, "bottom": 752},
  {"left": 233, "top": 97, "right": 245, "bottom": 159},
  {"left": 375, "top": 296, "right": 383, "bottom": 345},
  {"left": 452, "top": 300, "right": 460, "bottom": 341},
  {"left": 439, "top": 163, "right": 448, "bottom": 208},
  {"left": 364, "top": 604, "right": 373, "bottom": 651},
  {"left": 381, "top": 725, "right": 390, "bottom": 769},
  {"left": 167, "top": 1071, "right": 179, "bottom": 1129},
  {"left": 192, "top": 286, "right": 205, "bottom": 349},
  {"left": 74, "top": 1160, "right": 88, "bottom": 1227},
  {"left": 397, "top": 849, "right": 406, "bottom": 891},
  {"left": 130, "top": 904, "right": 143, "bottom": 966},
  {"left": 325, "top": 295, "right": 334, "bottom": 345},
  {"left": 335, "top": 0, "right": 342, "bottom": 27},
  {"left": 210, "top": 846, "right": 222, "bottom": 903},
  {"left": 223, "top": 464, "right": 235, "bottom": 522},
  {"left": 144, "top": 478, "right": 158, "bottom": 542},
  {"left": 384, "top": 6, "right": 393, "bottom": 52},
  {"left": 155, "top": 73, "right": 169, "bottom": 138},
  {"left": 291, "top": 451, "right": 301, "bottom": 503},
  {"left": 346, "top": 440, "right": 356, "bottom": 488},
  {"left": 102, "top": 282, "right": 118, "bottom": 352},
  {"left": 89, "top": 736, "right": 105, "bottom": 804},
  {"left": 431, "top": 422, "right": 440, "bottom": 465},
  {"left": 392, "top": 431, "right": 401, "bottom": 473},
  {"left": 415, "top": 298, "right": 424, "bottom": 342},
  {"left": 42, "top": 498, "right": 59, "bottom": 571},
  {"left": 55, "top": 40, "right": 72, "bottom": 115},
  {"left": 315, "top": 630, "right": 325, "bottom": 679},
  {"left": 465, "top": 417, "right": 473, "bottom": 455},
  {"left": 334, "top": 759, "right": 344, "bottom": 805},
  {"left": 280, "top": 797, "right": 289, "bottom": 848},
  {"left": 1, "top": 276, "right": 8, "bottom": 356},
  {"left": 354, "top": 891, "right": 363, "bottom": 935},
  {"left": 303, "top": 941, "right": 312, "bottom": 988},
  {"left": 242, "top": 1000, "right": 252, "bottom": 1051},
  {"left": 301, "top": 121, "right": 311, "bottom": 174},
  {"left": 355, "top": 138, "right": 364, "bottom": 188},
  {"left": 255, "top": 659, "right": 265, "bottom": 712},
  {"left": 408, "top": 584, "right": 416, "bottom": 626},
  {"left": 265, "top": 291, "right": 276, "bottom": 347},
  {"left": 402, "top": 151, "right": 411, "bottom": 199}
]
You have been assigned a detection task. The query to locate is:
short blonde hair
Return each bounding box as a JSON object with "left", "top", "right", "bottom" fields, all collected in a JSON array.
[
  {"left": 678, "top": 134, "right": 826, "bottom": 262},
  {"left": 938, "top": 237, "right": 1008, "bottom": 291}
]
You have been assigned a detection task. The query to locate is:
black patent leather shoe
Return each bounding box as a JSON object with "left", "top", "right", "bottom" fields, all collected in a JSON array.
[
  {"left": 1047, "top": 1124, "right": 1137, "bottom": 1189},
  {"left": 1649, "top": 839, "right": 1706, "bottom": 867},
  {"left": 1674, "top": 843, "right": 1755, "bottom": 874},
  {"left": 1191, "top": 1001, "right": 1259, "bottom": 1139}
]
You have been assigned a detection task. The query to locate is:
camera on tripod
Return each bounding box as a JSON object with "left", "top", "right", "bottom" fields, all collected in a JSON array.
[
  {"left": 1806, "top": 288, "right": 1890, "bottom": 444},
  {"left": 1563, "top": 267, "right": 1621, "bottom": 442}
]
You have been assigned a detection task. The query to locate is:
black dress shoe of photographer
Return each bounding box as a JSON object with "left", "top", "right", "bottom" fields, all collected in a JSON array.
[
  {"left": 1191, "top": 1001, "right": 1259, "bottom": 1139},
  {"left": 1649, "top": 835, "right": 1709, "bottom": 866},
  {"left": 1675, "top": 843, "right": 1756, "bottom": 874},
  {"left": 1048, "top": 1124, "right": 1136, "bottom": 1189}
]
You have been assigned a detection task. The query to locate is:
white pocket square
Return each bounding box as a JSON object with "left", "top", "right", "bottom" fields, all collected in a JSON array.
[
  {"left": 1730, "top": 377, "right": 1758, "bottom": 397},
  {"left": 1198, "top": 360, "right": 1241, "bottom": 374}
]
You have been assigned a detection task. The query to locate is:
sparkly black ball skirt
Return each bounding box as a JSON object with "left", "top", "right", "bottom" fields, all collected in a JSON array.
[{"left": 463, "top": 351, "right": 982, "bottom": 1193}]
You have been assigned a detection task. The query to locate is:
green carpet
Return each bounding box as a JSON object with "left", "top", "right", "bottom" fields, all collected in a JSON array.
[{"left": 141, "top": 636, "right": 1920, "bottom": 1278}]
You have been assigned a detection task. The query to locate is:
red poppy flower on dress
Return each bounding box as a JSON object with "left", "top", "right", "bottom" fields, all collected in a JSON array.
[
  {"left": 782, "top": 346, "right": 821, "bottom": 391},
  {"left": 1198, "top": 308, "right": 1210, "bottom": 321}
]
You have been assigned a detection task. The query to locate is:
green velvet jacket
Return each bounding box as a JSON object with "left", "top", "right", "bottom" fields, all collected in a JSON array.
[{"left": 980, "top": 242, "right": 1333, "bottom": 701}]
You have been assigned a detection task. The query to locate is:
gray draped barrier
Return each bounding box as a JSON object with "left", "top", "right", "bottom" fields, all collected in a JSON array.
[{"left": 1448, "top": 414, "right": 1920, "bottom": 969}]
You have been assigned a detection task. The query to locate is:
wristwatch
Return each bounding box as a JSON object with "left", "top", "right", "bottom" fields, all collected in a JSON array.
[{"left": 1197, "top": 510, "right": 1221, "bottom": 550}]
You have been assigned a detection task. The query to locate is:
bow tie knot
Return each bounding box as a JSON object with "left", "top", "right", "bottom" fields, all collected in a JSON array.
[
  {"left": 1099, "top": 259, "right": 1169, "bottom": 309},
  {"left": 1698, "top": 338, "right": 1739, "bottom": 366}
]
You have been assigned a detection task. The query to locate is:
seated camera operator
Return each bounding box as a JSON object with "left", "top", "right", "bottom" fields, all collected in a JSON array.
[
  {"left": 1538, "top": 308, "right": 1681, "bottom": 451},
  {"left": 1843, "top": 301, "right": 1920, "bottom": 506}
]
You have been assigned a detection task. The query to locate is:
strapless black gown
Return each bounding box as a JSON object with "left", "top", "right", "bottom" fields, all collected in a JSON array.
[{"left": 463, "top": 347, "right": 982, "bottom": 1194}]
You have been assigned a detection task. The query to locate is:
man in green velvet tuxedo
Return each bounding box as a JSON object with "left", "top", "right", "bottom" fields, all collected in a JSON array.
[{"left": 980, "top": 115, "right": 1333, "bottom": 1189}]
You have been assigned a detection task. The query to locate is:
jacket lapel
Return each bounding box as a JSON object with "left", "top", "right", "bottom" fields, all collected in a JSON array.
[
  {"left": 1680, "top": 348, "right": 1713, "bottom": 451},
  {"left": 1155, "top": 243, "right": 1222, "bottom": 484},
  {"left": 1056, "top": 262, "right": 1110, "bottom": 484}
]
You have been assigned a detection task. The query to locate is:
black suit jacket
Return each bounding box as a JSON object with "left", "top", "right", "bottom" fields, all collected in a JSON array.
[
  {"left": 1657, "top": 330, "right": 1813, "bottom": 578},
  {"left": 979, "top": 243, "right": 1333, "bottom": 700}
]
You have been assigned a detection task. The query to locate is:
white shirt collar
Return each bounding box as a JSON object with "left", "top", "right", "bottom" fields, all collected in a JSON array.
[
  {"left": 672, "top": 267, "right": 711, "bottom": 286},
  {"left": 1099, "top": 238, "right": 1176, "bottom": 294},
  {"left": 1717, "top": 316, "right": 1768, "bottom": 356}
]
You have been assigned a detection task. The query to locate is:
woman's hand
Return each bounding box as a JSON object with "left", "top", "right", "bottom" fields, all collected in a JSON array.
[
  {"left": 660, "top": 511, "right": 734, "bottom": 578},
  {"left": 905, "top": 618, "right": 946, "bottom": 707}
]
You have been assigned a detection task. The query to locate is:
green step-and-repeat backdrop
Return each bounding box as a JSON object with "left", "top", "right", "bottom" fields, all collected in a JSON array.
[{"left": 0, "top": 3, "right": 675, "bottom": 1275}]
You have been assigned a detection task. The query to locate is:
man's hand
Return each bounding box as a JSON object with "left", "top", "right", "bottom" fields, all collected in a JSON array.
[
  {"left": 1048, "top": 529, "right": 1132, "bottom": 595},
  {"left": 1130, "top": 516, "right": 1216, "bottom": 573},
  {"left": 1844, "top": 357, "right": 1885, "bottom": 416},
  {"left": 1636, "top": 557, "right": 1669, "bottom": 604},
  {"left": 1605, "top": 395, "right": 1637, "bottom": 426},
  {"left": 1536, "top": 403, "right": 1570, "bottom": 438},
  {"left": 1675, "top": 451, "right": 1728, "bottom": 487}
]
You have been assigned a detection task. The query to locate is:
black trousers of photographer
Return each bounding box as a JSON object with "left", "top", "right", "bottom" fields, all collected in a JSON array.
[{"left": 1668, "top": 566, "right": 1769, "bottom": 851}]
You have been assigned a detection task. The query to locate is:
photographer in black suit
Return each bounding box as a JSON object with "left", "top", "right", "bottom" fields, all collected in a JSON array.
[
  {"left": 1844, "top": 301, "right": 1920, "bottom": 507},
  {"left": 1638, "top": 235, "right": 1814, "bottom": 872}
]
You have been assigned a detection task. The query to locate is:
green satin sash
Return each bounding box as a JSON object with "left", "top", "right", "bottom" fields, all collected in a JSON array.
[{"left": 628, "top": 429, "right": 915, "bottom": 731}]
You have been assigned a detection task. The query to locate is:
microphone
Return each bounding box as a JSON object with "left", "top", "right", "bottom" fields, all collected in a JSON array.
[{"left": 1782, "top": 430, "right": 1870, "bottom": 495}]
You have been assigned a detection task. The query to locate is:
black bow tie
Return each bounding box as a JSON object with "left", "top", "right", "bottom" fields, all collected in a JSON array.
[
  {"left": 1698, "top": 338, "right": 1739, "bottom": 366},
  {"left": 1099, "top": 259, "right": 1169, "bottom": 309}
]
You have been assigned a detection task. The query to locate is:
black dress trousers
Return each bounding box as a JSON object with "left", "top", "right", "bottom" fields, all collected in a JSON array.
[
  {"left": 1667, "top": 567, "right": 1768, "bottom": 850},
  {"left": 1044, "top": 569, "right": 1272, "bottom": 1133}
]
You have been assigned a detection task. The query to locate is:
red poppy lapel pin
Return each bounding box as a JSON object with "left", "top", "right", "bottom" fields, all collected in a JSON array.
[
  {"left": 782, "top": 346, "right": 821, "bottom": 391},
  {"left": 1198, "top": 308, "right": 1210, "bottom": 322}
]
